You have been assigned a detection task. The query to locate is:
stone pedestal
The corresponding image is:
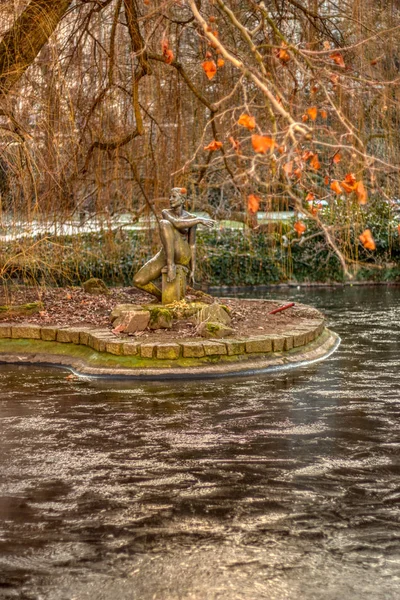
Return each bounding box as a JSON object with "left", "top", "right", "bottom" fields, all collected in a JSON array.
[{"left": 161, "top": 265, "right": 189, "bottom": 304}]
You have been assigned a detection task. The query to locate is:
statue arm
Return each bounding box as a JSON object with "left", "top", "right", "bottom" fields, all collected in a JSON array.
[{"left": 161, "top": 209, "right": 215, "bottom": 231}]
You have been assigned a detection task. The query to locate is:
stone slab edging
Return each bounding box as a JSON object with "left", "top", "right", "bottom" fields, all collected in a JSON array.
[
  {"left": 0, "top": 316, "right": 325, "bottom": 361},
  {"left": 0, "top": 329, "right": 339, "bottom": 379}
]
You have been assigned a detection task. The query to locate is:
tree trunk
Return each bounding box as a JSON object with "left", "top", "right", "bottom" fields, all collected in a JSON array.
[{"left": 0, "top": 0, "right": 72, "bottom": 97}]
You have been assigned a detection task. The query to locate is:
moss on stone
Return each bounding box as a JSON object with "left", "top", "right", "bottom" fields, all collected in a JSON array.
[
  {"left": 0, "top": 327, "right": 330, "bottom": 374},
  {"left": 206, "top": 322, "right": 221, "bottom": 334},
  {"left": 82, "top": 278, "right": 109, "bottom": 295},
  {"left": 220, "top": 304, "right": 231, "bottom": 315},
  {"left": 0, "top": 301, "right": 44, "bottom": 317},
  {"left": 148, "top": 306, "right": 173, "bottom": 329}
]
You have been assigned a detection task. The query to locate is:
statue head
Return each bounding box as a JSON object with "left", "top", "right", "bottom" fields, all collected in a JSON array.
[{"left": 169, "top": 187, "right": 187, "bottom": 208}]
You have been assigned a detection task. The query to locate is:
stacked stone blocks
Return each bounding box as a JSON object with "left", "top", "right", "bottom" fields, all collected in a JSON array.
[{"left": 0, "top": 317, "right": 325, "bottom": 361}]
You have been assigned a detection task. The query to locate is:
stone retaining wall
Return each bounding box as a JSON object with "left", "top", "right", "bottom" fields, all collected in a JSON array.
[{"left": 0, "top": 317, "right": 325, "bottom": 361}]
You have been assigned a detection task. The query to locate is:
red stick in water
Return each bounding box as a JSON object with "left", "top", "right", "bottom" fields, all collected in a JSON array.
[{"left": 269, "top": 302, "right": 295, "bottom": 315}]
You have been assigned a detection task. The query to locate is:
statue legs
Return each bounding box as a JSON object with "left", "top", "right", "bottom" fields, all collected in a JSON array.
[
  {"left": 133, "top": 220, "right": 191, "bottom": 300},
  {"left": 159, "top": 219, "right": 178, "bottom": 282},
  {"left": 133, "top": 250, "right": 164, "bottom": 300}
]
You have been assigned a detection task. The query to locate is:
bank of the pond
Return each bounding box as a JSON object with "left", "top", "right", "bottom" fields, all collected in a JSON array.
[{"left": 2, "top": 224, "right": 400, "bottom": 287}]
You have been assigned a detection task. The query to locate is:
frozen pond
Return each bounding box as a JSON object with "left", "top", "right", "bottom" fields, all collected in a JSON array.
[{"left": 0, "top": 286, "right": 399, "bottom": 599}]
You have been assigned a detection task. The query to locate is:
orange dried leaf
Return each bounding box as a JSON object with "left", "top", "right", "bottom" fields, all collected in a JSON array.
[
  {"left": 202, "top": 60, "right": 217, "bottom": 80},
  {"left": 161, "top": 38, "right": 169, "bottom": 54},
  {"left": 302, "top": 150, "right": 314, "bottom": 162},
  {"left": 340, "top": 173, "right": 357, "bottom": 193},
  {"left": 164, "top": 49, "right": 174, "bottom": 64},
  {"left": 398, "top": 224, "right": 400, "bottom": 236},
  {"left": 276, "top": 47, "right": 290, "bottom": 63},
  {"left": 320, "top": 109, "right": 328, "bottom": 119},
  {"left": 204, "top": 140, "right": 223, "bottom": 152},
  {"left": 310, "top": 154, "right": 321, "bottom": 170},
  {"left": 217, "top": 58, "right": 225, "bottom": 67},
  {"left": 330, "top": 180, "right": 342, "bottom": 194},
  {"left": 307, "top": 106, "right": 318, "bottom": 121},
  {"left": 344, "top": 173, "right": 357, "bottom": 185},
  {"left": 237, "top": 113, "right": 256, "bottom": 130},
  {"left": 302, "top": 114, "right": 309, "bottom": 122},
  {"left": 359, "top": 229, "right": 376, "bottom": 250},
  {"left": 293, "top": 168, "right": 302, "bottom": 180},
  {"left": 355, "top": 180, "right": 368, "bottom": 205},
  {"left": 330, "top": 51, "right": 345, "bottom": 68},
  {"left": 247, "top": 194, "right": 261, "bottom": 214},
  {"left": 306, "top": 192, "right": 315, "bottom": 202},
  {"left": 283, "top": 161, "right": 293, "bottom": 176},
  {"left": 294, "top": 221, "right": 306, "bottom": 236},
  {"left": 324, "top": 175, "right": 330, "bottom": 185},
  {"left": 340, "top": 182, "right": 354, "bottom": 193},
  {"left": 229, "top": 136, "right": 240, "bottom": 152},
  {"left": 161, "top": 39, "right": 174, "bottom": 64},
  {"left": 251, "top": 134, "right": 276, "bottom": 154},
  {"left": 333, "top": 152, "right": 342, "bottom": 164}
]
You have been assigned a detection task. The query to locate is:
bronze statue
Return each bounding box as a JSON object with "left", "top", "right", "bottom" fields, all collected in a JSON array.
[{"left": 133, "top": 188, "right": 215, "bottom": 301}]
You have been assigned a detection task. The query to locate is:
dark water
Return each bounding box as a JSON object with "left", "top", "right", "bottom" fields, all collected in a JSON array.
[{"left": 1, "top": 286, "right": 400, "bottom": 600}]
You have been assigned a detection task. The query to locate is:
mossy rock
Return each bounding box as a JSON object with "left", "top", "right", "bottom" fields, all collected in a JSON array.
[
  {"left": 148, "top": 307, "right": 173, "bottom": 330},
  {"left": 195, "top": 303, "right": 232, "bottom": 326},
  {"left": 198, "top": 321, "right": 235, "bottom": 339},
  {"left": 143, "top": 301, "right": 208, "bottom": 320},
  {"left": 82, "top": 278, "right": 109, "bottom": 295},
  {"left": 0, "top": 301, "right": 44, "bottom": 319}
]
